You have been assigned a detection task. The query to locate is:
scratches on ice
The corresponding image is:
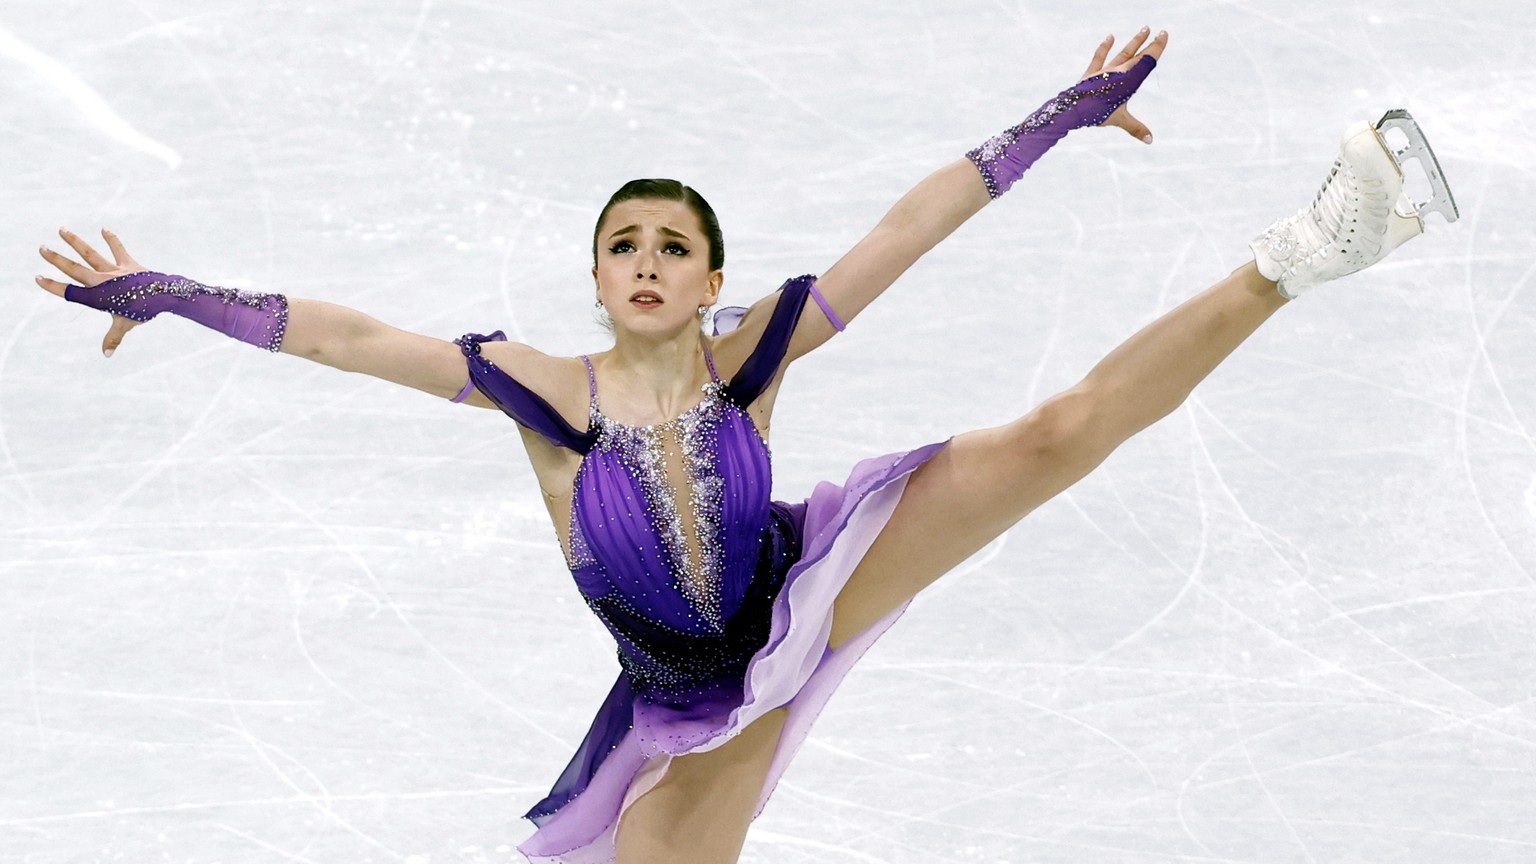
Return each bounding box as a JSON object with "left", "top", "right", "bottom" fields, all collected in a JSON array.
[{"left": 0, "top": 21, "right": 181, "bottom": 169}]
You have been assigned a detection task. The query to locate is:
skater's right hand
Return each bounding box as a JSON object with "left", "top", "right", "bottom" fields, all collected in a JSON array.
[
  {"left": 1080, "top": 27, "right": 1169, "bottom": 143},
  {"left": 35, "top": 228, "right": 148, "bottom": 357}
]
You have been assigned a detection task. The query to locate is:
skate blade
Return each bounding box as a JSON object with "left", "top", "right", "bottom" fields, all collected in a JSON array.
[{"left": 1375, "top": 109, "right": 1459, "bottom": 223}]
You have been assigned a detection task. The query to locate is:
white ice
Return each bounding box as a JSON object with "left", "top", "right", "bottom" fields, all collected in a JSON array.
[{"left": 2, "top": 2, "right": 1534, "bottom": 862}]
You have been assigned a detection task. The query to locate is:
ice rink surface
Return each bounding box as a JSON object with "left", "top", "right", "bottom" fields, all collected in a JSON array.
[{"left": 3, "top": 1, "right": 1535, "bottom": 862}]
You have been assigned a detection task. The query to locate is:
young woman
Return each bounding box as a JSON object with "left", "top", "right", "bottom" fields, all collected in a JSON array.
[{"left": 34, "top": 26, "right": 1452, "bottom": 864}]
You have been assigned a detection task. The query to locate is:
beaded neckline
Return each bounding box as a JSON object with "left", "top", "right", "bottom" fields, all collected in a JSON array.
[
  {"left": 578, "top": 340, "right": 724, "bottom": 434},
  {"left": 588, "top": 380, "right": 724, "bottom": 433}
]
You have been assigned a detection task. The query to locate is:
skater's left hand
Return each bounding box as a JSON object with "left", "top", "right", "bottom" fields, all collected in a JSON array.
[
  {"left": 35, "top": 228, "right": 149, "bottom": 356},
  {"left": 1081, "top": 27, "right": 1168, "bottom": 143}
]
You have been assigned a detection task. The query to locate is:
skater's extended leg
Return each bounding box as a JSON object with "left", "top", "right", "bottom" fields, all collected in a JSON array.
[
  {"left": 826, "top": 110, "right": 1462, "bottom": 649},
  {"left": 827, "top": 262, "right": 1284, "bottom": 649}
]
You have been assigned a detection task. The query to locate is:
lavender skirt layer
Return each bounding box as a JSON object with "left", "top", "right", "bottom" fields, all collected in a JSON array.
[{"left": 519, "top": 441, "right": 948, "bottom": 863}]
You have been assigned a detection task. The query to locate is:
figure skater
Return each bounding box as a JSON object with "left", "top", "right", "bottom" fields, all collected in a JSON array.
[{"left": 34, "top": 28, "right": 1457, "bottom": 864}]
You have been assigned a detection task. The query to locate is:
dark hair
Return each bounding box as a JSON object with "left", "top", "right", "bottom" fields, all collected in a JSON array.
[{"left": 592, "top": 179, "right": 724, "bottom": 272}]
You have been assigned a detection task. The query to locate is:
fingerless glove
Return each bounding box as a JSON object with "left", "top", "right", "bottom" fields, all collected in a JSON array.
[
  {"left": 967, "top": 54, "right": 1157, "bottom": 198},
  {"left": 65, "top": 271, "right": 288, "bottom": 352}
]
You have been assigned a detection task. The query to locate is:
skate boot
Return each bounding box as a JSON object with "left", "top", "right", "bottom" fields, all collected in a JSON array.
[{"left": 1251, "top": 110, "right": 1459, "bottom": 299}]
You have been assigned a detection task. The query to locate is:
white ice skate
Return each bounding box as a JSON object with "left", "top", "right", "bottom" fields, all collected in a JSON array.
[{"left": 1251, "top": 109, "right": 1459, "bottom": 299}]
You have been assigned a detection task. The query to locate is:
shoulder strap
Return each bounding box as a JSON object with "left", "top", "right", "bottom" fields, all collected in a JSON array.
[
  {"left": 579, "top": 355, "right": 599, "bottom": 404},
  {"left": 455, "top": 332, "right": 597, "bottom": 453},
  {"left": 723, "top": 275, "right": 814, "bottom": 407},
  {"left": 701, "top": 337, "right": 721, "bottom": 383}
]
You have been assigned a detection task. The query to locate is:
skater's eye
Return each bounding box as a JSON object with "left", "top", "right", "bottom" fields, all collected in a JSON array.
[
  {"left": 663, "top": 242, "right": 689, "bottom": 256},
  {"left": 608, "top": 240, "right": 635, "bottom": 254}
]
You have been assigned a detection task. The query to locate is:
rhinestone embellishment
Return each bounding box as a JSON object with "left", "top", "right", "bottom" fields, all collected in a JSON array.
[
  {"left": 1260, "top": 222, "right": 1298, "bottom": 262},
  {"left": 81, "top": 272, "right": 289, "bottom": 352},
  {"left": 592, "top": 382, "right": 729, "bottom": 629},
  {"left": 965, "top": 62, "right": 1150, "bottom": 199}
]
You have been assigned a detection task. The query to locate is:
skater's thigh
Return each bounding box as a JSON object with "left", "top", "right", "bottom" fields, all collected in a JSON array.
[
  {"left": 829, "top": 389, "right": 1112, "bottom": 650},
  {"left": 615, "top": 707, "right": 789, "bottom": 864}
]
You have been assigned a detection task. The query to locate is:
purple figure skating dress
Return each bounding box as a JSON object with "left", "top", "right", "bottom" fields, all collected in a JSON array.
[{"left": 457, "top": 275, "right": 945, "bottom": 862}]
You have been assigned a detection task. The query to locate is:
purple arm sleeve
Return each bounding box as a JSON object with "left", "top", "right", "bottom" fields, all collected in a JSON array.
[
  {"left": 966, "top": 54, "right": 1157, "bottom": 198},
  {"left": 712, "top": 276, "right": 844, "bottom": 338},
  {"left": 724, "top": 275, "right": 814, "bottom": 407},
  {"left": 64, "top": 271, "right": 289, "bottom": 352},
  {"left": 453, "top": 331, "right": 597, "bottom": 451}
]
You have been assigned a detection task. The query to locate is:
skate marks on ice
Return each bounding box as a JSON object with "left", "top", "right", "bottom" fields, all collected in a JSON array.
[
  {"left": 3, "top": 1, "right": 1536, "bottom": 863},
  {"left": 0, "top": 21, "right": 181, "bottom": 168}
]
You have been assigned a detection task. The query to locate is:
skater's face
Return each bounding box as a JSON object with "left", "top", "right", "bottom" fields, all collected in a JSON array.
[{"left": 593, "top": 198, "right": 723, "bottom": 334}]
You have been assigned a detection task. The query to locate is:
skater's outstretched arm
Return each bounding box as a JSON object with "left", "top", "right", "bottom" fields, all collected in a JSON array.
[
  {"left": 34, "top": 228, "right": 510, "bottom": 409},
  {"left": 761, "top": 28, "right": 1168, "bottom": 364}
]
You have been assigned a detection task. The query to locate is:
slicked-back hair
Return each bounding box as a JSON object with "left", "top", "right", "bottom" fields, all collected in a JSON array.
[{"left": 592, "top": 179, "right": 724, "bottom": 272}]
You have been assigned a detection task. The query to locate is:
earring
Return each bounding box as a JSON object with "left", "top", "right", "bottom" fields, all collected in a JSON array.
[{"left": 595, "top": 299, "right": 604, "bottom": 309}]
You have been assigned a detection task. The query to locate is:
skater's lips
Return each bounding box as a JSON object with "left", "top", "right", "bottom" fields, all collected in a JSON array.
[{"left": 628, "top": 290, "right": 664, "bottom": 303}]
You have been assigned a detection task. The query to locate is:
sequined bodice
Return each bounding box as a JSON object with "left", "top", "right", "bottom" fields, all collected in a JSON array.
[
  {"left": 563, "top": 368, "right": 799, "bottom": 703},
  {"left": 455, "top": 275, "right": 820, "bottom": 704},
  {"left": 568, "top": 376, "right": 764, "bottom": 611},
  {"left": 577, "top": 395, "right": 730, "bottom": 604},
  {"left": 565, "top": 378, "right": 770, "bottom": 630}
]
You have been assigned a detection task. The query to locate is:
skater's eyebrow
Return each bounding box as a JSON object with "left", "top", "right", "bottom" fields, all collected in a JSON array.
[{"left": 606, "top": 225, "right": 692, "bottom": 241}]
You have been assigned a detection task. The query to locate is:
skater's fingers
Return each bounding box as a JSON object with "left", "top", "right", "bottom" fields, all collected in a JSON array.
[
  {"left": 34, "top": 274, "right": 69, "bottom": 298},
  {"left": 1111, "top": 107, "right": 1154, "bottom": 144},
  {"left": 1104, "top": 29, "right": 1168, "bottom": 73},
  {"left": 101, "top": 228, "right": 142, "bottom": 269},
  {"left": 1111, "top": 26, "right": 1150, "bottom": 66},
  {"left": 101, "top": 315, "right": 139, "bottom": 358},
  {"left": 38, "top": 245, "right": 100, "bottom": 287},
  {"left": 1081, "top": 35, "right": 1114, "bottom": 79},
  {"left": 58, "top": 227, "right": 114, "bottom": 272}
]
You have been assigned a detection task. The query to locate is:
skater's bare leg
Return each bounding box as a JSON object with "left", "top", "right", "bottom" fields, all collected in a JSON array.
[
  {"left": 615, "top": 707, "right": 789, "bottom": 864},
  {"left": 1082, "top": 260, "right": 1288, "bottom": 441},
  {"left": 828, "top": 262, "right": 1285, "bottom": 649}
]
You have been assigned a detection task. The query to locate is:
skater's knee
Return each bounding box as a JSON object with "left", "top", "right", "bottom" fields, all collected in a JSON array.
[{"left": 1003, "top": 385, "right": 1107, "bottom": 470}]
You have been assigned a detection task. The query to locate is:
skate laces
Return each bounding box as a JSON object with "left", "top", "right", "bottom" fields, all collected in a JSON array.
[{"left": 1297, "top": 158, "right": 1356, "bottom": 257}]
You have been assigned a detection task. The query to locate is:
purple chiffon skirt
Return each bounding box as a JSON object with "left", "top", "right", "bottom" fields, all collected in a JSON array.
[{"left": 519, "top": 441, "right": 948, "bottom": 863}]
